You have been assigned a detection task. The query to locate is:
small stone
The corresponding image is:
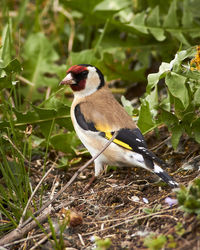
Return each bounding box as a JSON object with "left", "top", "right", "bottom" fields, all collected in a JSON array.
[{"left": 69, "top": 210, "right": 83, "bottom": 227}]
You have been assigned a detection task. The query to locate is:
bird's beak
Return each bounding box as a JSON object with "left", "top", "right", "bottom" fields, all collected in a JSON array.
[{"left": 59, "top": 73, "right": 75, "bottom": 85}]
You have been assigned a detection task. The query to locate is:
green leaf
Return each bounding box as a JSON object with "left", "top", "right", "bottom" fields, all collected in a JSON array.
[
  {"left": 63, "top": 0, "right": 103, "bottom": 14},
  {"left": 160, "top": 94, "right": 171, "bottom": 112},
  {"left": 23, "top": 33, "right": 59, "bottom": 100},
  {"left": 69, "top": 49, "right": 99, "bottom": 66},
  {"left": 194, "top": 88, "right": 200, "bottom": 106},
  {"left": 0, "top": 76, "right": 11, "bottom": 90},
  {"left": 147, "top": 62, "right": 171, "bottom": 93},
  {"left": 172, "top": 32, "right": 190, "bottom": 46},
  {"left": 159, "top": 109, "right": 179, "bottom": 127},
  {"left": 130, "top": 11, "right": 148, "bottom": 34},
  {"left": 147, "top": 6, "right": 166, "bottom": 41},
  {"left": 171, "top": 47, "right": 196, "bottom": 71},
  {"left": 163, "top": 0, "right": 178, "bottom": 28},
  {"left": 0, "top": 22, "right": 12, "bottom": 66},
  {"left": 165, "top": 72, "right": 188, "bottom": 109},
  {"left": 0, "top": 59, "right": 21, "bottom": 74},
  {"left": 163, "top": 0, "right": 190, "bottom": 45},
  {"left": 121, "top": 96, "right": 133, "bottom": 116},
  {"left": 13, "top": 108, "right": 39, "bottom": 127},
  {"left": 50, "top": 132, "right": 80, "bottom": 153},
  {"left": 182, "top": 0, "right": 193, "bottom": 27},
  {"left": 99, "top": 51, "right": 146, "bottom": 82},
  {"left": 137, "top": 99, "right": 156, "bottom": 133},
  {"left": 171, "top": 124, "right": 183, "bottom": 149},
  {"left": 192, "top": 118, "right": 200, "bottom": 143},
  {"left": 0, "top": 59, "right": 22, "bottom": 90},
  {"left": 95, "top": 0, "right": 130, "bottom": 11},
  {"left": 33, "top": 106, "right": 72, "bottom": 138},
  {"left": 144, "top": 234, "right": 167, "bottom": 250},
  {"left": 146, "top": 85, "right": 158, "bottom": 111}
]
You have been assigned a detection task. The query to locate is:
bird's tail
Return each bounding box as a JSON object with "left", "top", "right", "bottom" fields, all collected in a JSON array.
[{"left": 153, "top": 164, "right": 178, "bottom": 188}]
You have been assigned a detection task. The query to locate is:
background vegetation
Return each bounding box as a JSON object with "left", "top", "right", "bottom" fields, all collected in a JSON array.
[{"left": 0, "top": 0, "right": 200, "bottom": 248}]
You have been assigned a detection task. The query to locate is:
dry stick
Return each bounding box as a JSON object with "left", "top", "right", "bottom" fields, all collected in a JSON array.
[
  {"left": 29, "top": 232, "right": 52, "bottom": 250},
  {"left": 82, "top": 208, "right": 177, "bottom": 236},
  {"left": 2, "top": 234, "right": 44, "bottom": 248},
  {"left": 1, "top": 200, "right": 74, "bottom": 248},
  {"left": 0, "top": 132, "right": 118, "bottom": 246},
  {"left": 16, "top": 75, "right": 34, "bottom": 86},
  {"left": 0, "top": 206, "right": 52, "bottom": 247}
]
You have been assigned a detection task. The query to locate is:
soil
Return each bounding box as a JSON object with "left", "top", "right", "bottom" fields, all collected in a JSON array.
[{"left": 13, "top": 127, "right": 200, "bottom": 249}]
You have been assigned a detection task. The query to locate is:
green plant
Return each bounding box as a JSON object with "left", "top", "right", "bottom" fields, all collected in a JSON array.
[
  {"left": 92, "top": 236, "right": 112, "bottom": 250},
  {"left": 143, "top": 204, "right": 162, "bottom": 214},
  {"left": 175, "top": 222, "right": 185, "bottom": 236},
  {"left": 167, "top": 234, "right": 177, "bottom": 248},
  {"left": 48, "top": 216, "right": 70, "bottom": 250},
  {"left": 139, "top": 46, "right": 200, "bottom": 149},
  {"left": 176, "top": 178, "right": 200, "bottom": 215},
  {"left": 144, "top": 233, "right": 167, "bottom": 250}
]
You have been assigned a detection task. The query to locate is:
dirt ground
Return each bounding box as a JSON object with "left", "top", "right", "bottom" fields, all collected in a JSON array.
[
  {"left": 24, "top": 126, "right": 200, "bottom": 250},
  {"left": 11, "top": 127, "right": 200, "bottom": 249}
]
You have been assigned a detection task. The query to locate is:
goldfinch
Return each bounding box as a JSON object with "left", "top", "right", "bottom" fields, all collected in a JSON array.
[{"left": 60, "top": 64, "right": 178, "bottom": 188}]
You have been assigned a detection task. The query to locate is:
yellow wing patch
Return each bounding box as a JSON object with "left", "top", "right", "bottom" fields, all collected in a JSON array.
[
  {"left": 95, "top": 123, "right": 132, "bottom": 150},
  {"left": 105, "top": 132, "right": 132, "bottom": 150},
  {"left": 95, "top": 123, "right": 111, "bottom": 132}
]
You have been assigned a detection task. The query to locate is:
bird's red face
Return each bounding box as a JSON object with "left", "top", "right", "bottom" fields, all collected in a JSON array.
[
  {"left": 60, "top": 64, "right": 105, "bottom": 97},
  {"left": 60, "top": 65, "right": 89, "bottom": 91}
]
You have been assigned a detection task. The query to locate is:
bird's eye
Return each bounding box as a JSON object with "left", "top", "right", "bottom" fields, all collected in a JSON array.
[
  {"left": 80, "top": 70, "right": 88, "bottom": 77},
  {"left": 74, "top": 70, "right": 88, "bottom": 82}
]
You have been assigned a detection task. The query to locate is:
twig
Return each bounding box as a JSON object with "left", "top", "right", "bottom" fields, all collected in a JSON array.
[
  {"left": 145, "top": 214, "right": 178, "bottom": 229},
  {"left": 2, "top": 233, "right": 44, "bottom": 248},
  {"left": 49, "top": 176, "right": 59, "bottom": 200},
  {"left": 0, "top": 11, "right": 17, "bottom": 18},
  {"left": 78, "top": 233, "right": 85, "bottom": 246},
  {"left": 0, "top": 200, "right": 74, "bottom": 248},
  {"left": 0, "top": 132, "right": 118, "bottom": 246},
  {"left": 29, "top": 232, "right": 52, "bottom": 250},
  {"left": 82, "top": 208, "right": 177, "bottom": 236},
  {"left": 150, "top": 137, "right": 170, "bottom": 152},
  {"left": 0, "top": 206, "right": 52, "bottom": 247},
  {"left": 16, "top": 75, "right": 34, "bottom": 86},
  {"left": 45, "top": 86, "right": 51, "bottom": 100}
]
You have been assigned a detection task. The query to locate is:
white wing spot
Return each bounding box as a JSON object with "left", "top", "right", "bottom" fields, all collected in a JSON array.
[
  {"left": 138, "top": 146, "right": 146, "bottom": 151},
  {"left": 136, "top": 138, "right": 141, "bottom": 142},
  {"left": 154, "top": 165, "right": 164, "bottom": 173},
  {"left": 169, "top": 180, "right": 179, "bottom": 186}
]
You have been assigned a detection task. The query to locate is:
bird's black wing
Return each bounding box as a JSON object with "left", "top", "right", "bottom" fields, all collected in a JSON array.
[
  {"left": 74, "top": 104, "right": 178, "bottom": 188},
  {"left": 74, "top": 104, "right": 165, "bottom": 168}
]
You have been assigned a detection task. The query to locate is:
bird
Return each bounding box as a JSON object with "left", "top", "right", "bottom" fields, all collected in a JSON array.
[{"left": 60, "top": 64, "right": 178, "bottom": 188}]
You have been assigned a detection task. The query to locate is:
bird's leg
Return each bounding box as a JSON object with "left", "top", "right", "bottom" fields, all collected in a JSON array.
[
  {"left": 83, "top": 175, "right": 96, "bottom": 191},
  {"left": 83, "top": 160, "right": 104, "bottom": 191}
]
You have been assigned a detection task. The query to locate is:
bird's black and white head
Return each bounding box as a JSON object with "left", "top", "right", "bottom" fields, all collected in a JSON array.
[{"left": 60, "top": 64, "right": 105, "bottom": 97}]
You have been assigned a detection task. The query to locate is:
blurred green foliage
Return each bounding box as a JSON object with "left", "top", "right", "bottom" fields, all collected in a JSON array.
[
  {"left": 177, "top": 179, "right": 200, "bottom": 215},
  {"left": 144, "top": 233, "right": 167, "bottom": 250},
  {"left": 141, "top": 47, "right": 200, "bottom": 148}
]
